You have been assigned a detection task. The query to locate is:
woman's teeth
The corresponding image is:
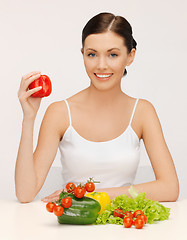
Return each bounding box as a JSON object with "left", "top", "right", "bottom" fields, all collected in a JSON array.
[{"left": 95, "top": 73, "right": 113, "bottom": 79}]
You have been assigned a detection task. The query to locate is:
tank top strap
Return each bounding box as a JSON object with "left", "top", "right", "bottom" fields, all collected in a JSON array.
[
  {"left": 129, "top": 98, "right": 139, "bottom": 126},
  {"left": 64, "top": 99, "right": 72, "bottom": 126}
]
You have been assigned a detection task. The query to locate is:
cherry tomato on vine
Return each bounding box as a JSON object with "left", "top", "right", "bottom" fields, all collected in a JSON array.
[
  {"left": 85, "top": 182, "right": 95, "bottom": 192},
  {"left": 61, "top": 197, "right": 72, "bottom": 208},
  {"left": 123, "top": 217, "right": 133, "bottom": 228},
  {"left": 53, "top": 205, "right": 64, "bottom": 216},
  {"left": 46, "top": 202, "right": 56, "bottom": 213},
  {"left": 134, "top": 218, "right": 144, "bottom": 229},
  {"left": 124, "top": 211, "right": 133, "bottom": 218},
  {"left": 113, "top": 208, "right": 125, "bottom": 218},
  {"left": 137, "top": 214, "right": 148, "bottom": 224},
  {"left": 133, "top": 210, "right": 144, "bottom": 218},
  {"left": 74, "top": 186, "right": 86, "bottom": 198},
  {"left": 66, "top": 182, "right": 76, "bottom": 193}
]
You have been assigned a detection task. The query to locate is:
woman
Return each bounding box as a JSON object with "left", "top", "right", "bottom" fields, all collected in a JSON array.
[{"left": 15, "top": 12, "right": 179, "bottom": 203}]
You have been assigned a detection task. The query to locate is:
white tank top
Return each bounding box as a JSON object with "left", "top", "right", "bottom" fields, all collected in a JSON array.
[{"left": 58, "top": 98, "right": 140, "bottom": 189}]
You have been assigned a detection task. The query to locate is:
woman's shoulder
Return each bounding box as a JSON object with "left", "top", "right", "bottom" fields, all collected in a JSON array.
[
  {"left": 46, "top": 100, "right": 67, "bottom": 115},
  {"left": 137, "top": 98, "right": 157, "bottom": 114},
  {"left": 137, "top": 98, "right": 159, "bottom": 134},
  {"left": 124, "top": 95, "right": 155, "bottom": 112}
]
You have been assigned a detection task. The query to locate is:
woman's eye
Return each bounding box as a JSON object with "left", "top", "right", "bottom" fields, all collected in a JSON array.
[
  {"left": 110, "top": 53, "right": 118, "bottom": 57},
  {"left": 88, "top": 53, "right": 95, "bottom": 57}
]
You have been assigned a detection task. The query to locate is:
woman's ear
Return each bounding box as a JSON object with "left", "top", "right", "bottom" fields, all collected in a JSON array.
[
  {"left": 126, "top": 48, "right": 136, "bottom": 66},
  {"left": 81, "top": 48, "right": 84, "bottom": 54}
]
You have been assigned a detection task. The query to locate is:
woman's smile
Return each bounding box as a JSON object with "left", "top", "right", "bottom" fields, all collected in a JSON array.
[{"left": 94, "top": 73, "right": 113, "bottom": 81}]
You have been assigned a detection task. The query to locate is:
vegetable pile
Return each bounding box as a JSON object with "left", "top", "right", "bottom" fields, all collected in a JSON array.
[
  {"left": 95, "top": 186, "right": 171, "bottom": 227},
  {"left": 45, "top": 180, "right": 171, "bottom": 228}
]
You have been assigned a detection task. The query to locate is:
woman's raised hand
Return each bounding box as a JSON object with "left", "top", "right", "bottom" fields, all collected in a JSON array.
[{"left": 18, "top": 71, "right": 43, "bottom": 120}]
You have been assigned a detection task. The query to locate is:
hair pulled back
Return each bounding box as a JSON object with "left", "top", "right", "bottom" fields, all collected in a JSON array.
[{"left": 82, "top": 12, "right": 137, "bottom": 76}]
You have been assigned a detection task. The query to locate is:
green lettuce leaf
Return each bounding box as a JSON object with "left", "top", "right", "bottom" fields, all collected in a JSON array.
[{"left": 95, "top": 186, "right": 170, "bottom": 225}]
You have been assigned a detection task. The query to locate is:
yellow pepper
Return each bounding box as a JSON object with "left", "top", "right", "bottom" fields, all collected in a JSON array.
[{"left": 85, "top": 192, "right": 111, "bottom": 214}]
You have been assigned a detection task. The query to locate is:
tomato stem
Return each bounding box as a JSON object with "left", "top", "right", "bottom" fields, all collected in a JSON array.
[{"left": 87, "top": 177, "right": 100, "bottom": 184}]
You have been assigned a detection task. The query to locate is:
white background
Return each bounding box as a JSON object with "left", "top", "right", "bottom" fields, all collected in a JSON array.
[{"left": 0, "top": 0, "right": 186, "bottom": 200}]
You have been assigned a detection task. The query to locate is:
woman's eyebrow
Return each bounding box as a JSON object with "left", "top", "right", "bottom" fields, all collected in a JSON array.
[{"left": 86, "top": 48, "right": 120, "bottom": 52}]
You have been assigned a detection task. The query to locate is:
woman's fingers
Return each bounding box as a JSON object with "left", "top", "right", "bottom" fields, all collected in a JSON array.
[
  {"left": 41, "top": 189, "right": 65, "bottom": 202},
  {"left": 42, "top": 196, "right": 59, "bottom": 203},
  {"left": 25, "top": 86, "right": 42, "bottom": 98},
  {"left": 18, "top": 72, "right": 41, "bottom": 98},
  {"left": 22, "top": 71, "right": 41, "bottom": 81},
  {"left": 21, "top": 73, "right": 41, "bottom": 92}
]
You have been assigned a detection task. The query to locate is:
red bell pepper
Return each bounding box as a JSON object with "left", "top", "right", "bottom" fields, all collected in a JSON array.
[{"left": 28, "top": 74, "right": 52, "bottom": 98}]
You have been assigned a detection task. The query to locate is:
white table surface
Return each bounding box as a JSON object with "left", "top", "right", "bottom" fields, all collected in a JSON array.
[{"left": 1, "top": 199, "right": 187, "bottom": 240}]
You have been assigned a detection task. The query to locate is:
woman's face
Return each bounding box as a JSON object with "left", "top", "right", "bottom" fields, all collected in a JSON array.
[{"left": 81, "top": 31, "right": 136, "bottom": 90}]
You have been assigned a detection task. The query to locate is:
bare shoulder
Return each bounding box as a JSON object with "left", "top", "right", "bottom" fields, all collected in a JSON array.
[
  {"left": 133, "top": 98, "right": 159, "bottom": 140},
  {"left": 137, "top": 98, "right": 158, "bottom": 120},
  {"left": 47, "top": 100, "right": 67, "bottom": 113},
  {"left": 137, "top": 98, "right": 156, "bottom": 112},
  {"left": 137, "top": 98, "right": 163, "bottom": 139},
  {"left": 44, "top": 100, "right": 69, "bottom": 137},
  {"left": 45, "top": 101, "right": 67, "bottom": 121}
]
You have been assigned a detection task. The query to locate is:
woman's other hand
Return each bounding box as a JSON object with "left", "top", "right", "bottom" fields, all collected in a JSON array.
[{"left": 41, "top": 188, "right": 67, "bottom": 203}]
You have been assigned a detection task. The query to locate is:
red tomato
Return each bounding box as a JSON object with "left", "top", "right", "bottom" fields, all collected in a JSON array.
[
  {"left": 113, "top": 208, "right": 125, "bottom": 218},
  {"left": 133, "top": 210, "right": 144, "bottom": 218},
  {"left": 124, "top": 211, "right": 133, "bottom": 218},
  {"left": 28, "top": 74, "right": 52, "bottom": 98},
  {"left": 134, "top": 218, "right": 144, "bottom": 229},
  {"left": 66, "top": 182, "right": 76, "bottom": 193},
  {"left": 137, "top": 214, "right": 148, "bottom": 224},
  {"left": 74, "top": 186, "right": 86, "bottom": 198},
  {"left": 85, "top": 182, "right": 95, "bottom": 192},
  {"left": 123, "top": 217, "right": 133, "bottom": 228},
  {"left": 61, "top": 197, "right": 72, "bottom": 208},
  {"left": 46, "top": 202, "right": 56, "bottom": 213},
  {"left": 53, "top": 205, "right": 64, "bottom": 216}
]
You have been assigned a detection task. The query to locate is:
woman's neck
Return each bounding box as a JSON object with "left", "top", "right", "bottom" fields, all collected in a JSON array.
[{"left": 85, "top": 84, "right": 126, "bottom": 108}]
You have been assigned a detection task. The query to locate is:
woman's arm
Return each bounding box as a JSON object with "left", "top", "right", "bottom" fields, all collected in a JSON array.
[
  {"left": 15, "top": 102, "right": 66, "bottom": 203},
  {"left": 97, "top": 100, "right": 180, "bottom": 202}
]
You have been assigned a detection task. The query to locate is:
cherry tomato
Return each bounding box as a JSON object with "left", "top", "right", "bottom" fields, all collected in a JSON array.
[
  {"left": 53, "top": 205, "right": 64, "bottom": 216},
  {"left": 124, "top": 211, "right": 133, "bottom": 218},
  {"left": 137, "top": 214, "right": 148, "bottom": 224},
  {"left": 28, "top": 74, "right": 52, "bottom": 98},
  {"left": 123, "top": 217, "right": 133, "bottom": 228},
  {"left": 85, "top": 182, "right": 95, "bottom": 192},
  {"left": 134, "top": 218, "right": 144, "bottom": 229},
  {"left": 133, "top": 210, "right": 144, "bottom": 218},
  {"left": 74, "top": 186, "right": 86, "bottom": 198},
  {"left": 61, "top": 197, "right": 72, "bottom": 208},
  {"left": 46, "top": 202, "right": 56, "bottom": 213},
  {"left": 113, "top": 208, "right": 125, "bottom": 218},
  {"left": 66, "top": 182, "right": 76, "bottom": 193}
]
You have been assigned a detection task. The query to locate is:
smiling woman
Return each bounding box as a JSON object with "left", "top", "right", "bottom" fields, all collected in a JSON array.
[
  {"left": 15, "top": 12, "right": 179, "bottom": 204},
  {"left": 81, "top": 31, "right": 136, "bottom": 91},
  {"left": 81, "top": 12, "right": 137, "bottom": 77}
]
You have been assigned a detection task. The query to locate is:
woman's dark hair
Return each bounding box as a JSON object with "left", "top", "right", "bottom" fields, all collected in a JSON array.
[{"left": 82, "top": 12, "right": 137, "bottom": 77}]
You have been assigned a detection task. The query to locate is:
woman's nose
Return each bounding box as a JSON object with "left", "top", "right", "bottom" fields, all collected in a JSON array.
[{"left": 97, "top": 56, "right": 107, "bottom": 70}]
